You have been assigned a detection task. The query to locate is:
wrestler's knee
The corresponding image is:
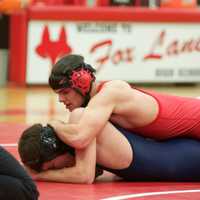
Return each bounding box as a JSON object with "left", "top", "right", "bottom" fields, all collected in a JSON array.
[{"left": 69, "top": 108, "right": 85, "bottom": 123}]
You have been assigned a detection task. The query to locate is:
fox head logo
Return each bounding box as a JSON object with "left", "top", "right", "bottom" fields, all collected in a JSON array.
[{"left": 36, "top": 25, "right": 72, "bottom": 64}]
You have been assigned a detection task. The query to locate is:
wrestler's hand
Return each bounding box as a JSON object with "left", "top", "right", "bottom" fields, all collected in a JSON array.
[
  {"left": 48, "top": 119, "right": 79, "bottom": 147},
  {"left": 24, "top": 165, "right": 51, "bottom": 182},
  {"left": 23, "top": 165, "right": 39, "bottom": 180},
  {"left": 48, "top": 119, "right": 66, "bottom": 127},
  {"left": 48, "top": 119, "right": 67, "bottom": 134}
]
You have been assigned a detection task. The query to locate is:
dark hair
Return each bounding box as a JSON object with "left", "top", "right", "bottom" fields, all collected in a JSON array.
[{"left": 18, "top": 123, "right": 74, "bottom": 172}]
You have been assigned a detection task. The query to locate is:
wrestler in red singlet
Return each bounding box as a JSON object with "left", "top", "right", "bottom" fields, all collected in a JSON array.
[{"left": 97, "top": 82, "right": 200, "bottom": 140}]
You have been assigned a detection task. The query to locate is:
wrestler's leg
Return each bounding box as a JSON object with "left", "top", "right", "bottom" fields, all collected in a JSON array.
[
  {"left": 0, "top": 146, "right": 39, "bottom": 200},
  {"left": 113, "top": 126, "right": 200, "bottom": 181}
]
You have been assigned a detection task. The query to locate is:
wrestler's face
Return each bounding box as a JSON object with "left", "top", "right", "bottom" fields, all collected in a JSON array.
[
  {"left": 55, "top": 88, "right": 84, "bottom": 111},
  {"left": 41, "top": 153, "right": 75, "bottom": 171}
]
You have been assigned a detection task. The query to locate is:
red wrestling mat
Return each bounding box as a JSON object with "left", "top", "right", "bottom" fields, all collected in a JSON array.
[{"left": 1, "top": 123, "right": 200, "bottom": 200}]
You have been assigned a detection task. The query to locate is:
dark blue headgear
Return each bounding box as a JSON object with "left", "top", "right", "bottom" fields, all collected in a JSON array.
[{"left": 24, "top": 125, "right": 74, "bottom": 172}]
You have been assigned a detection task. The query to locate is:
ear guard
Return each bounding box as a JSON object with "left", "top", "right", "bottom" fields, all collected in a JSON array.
[
  {"left": 24, "top": 125, "right": 74, "bottom": 172},
  {"left": 49, "top": 54, "right": 96, "bottom": 107}
]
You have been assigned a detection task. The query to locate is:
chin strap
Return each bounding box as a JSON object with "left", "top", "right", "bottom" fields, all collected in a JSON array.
[{"left": 81, "top": 94, "right": 90, "bottom": 107}]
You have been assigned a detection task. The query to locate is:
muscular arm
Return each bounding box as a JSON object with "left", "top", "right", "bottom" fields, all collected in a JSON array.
[
  {"left": 35, "top": 139, "right": 97, "bottom": 184},
  {"left": 50, "top": 81, "right": 133, "bottom": 149},
  {"left": 51, "top": 83, "right": 125, "bottom": 149}
]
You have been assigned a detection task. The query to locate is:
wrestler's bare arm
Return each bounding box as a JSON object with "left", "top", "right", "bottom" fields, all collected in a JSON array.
[
  {"left": 34, "top": 139, "right": 97, "bottom": 184},
  {"left": 50, "top": 81, "right": 131, "bottom": 149}
]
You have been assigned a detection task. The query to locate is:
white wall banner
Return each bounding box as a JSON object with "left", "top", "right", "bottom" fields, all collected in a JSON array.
[{"left": 26, "top": 21, "right": 200, "bottom": 84}]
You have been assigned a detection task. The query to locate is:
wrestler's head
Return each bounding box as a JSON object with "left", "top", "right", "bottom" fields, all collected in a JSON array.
[
  {"left": 49, "top": 54, "right": 96, "bottom": 110},
  {"left": 18, "top": 124, "right": 75, "bottom": 172}
]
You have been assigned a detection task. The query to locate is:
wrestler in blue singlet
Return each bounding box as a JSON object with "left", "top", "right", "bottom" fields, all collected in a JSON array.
[{"left": 100, "top": 125, "right": 200, "bottom": 181}]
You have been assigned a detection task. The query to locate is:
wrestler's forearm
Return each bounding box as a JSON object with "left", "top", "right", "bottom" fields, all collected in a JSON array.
[
  {"left": 35, "top": 167, "right": 94, "bottom": 184},
  {"left": 50, "top": 106, "right": 111, "bottom": 149},
  {"left": 53, "top": 123, "right": 86, "bottom": 148},
  {"left": 50, "top": 120, "right": 96, "bottom": 149}
]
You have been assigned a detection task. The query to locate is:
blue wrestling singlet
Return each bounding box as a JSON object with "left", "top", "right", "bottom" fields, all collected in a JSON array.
[{"left": 100, "top": 125, "right": 200, "bottom": 181}]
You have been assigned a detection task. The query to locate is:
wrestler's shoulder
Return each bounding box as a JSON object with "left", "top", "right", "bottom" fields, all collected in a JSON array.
[
  {"left": 103, "top": 80, "right": 131, "bottom": 90},
  {"left": 94, "top": 81, "right": 134, "bottom": 104}
]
